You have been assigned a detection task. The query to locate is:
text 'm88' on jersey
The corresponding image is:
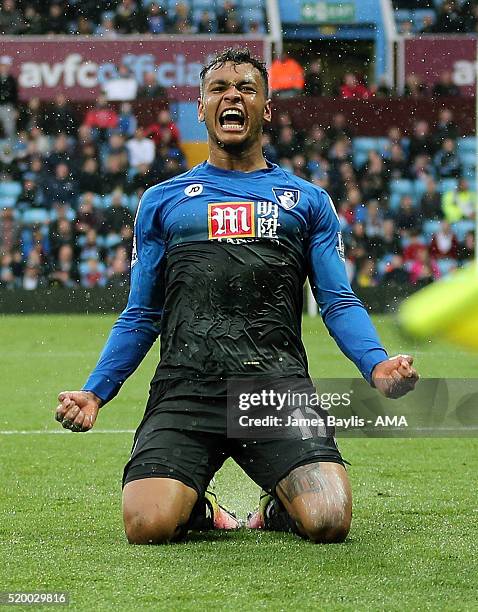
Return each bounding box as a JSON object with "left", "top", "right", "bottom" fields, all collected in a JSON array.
[{"left": 84, "top": 161, "right": 388, "bottom": 404}]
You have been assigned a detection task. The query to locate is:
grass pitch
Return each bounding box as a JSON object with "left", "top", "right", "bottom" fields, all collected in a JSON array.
[{"left": 0, "top": 314, "right": 477, "bottom": 611}]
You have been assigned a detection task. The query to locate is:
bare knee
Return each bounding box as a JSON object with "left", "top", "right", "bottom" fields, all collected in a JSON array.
[
  {"left": 124, "top": 510, "right": 179, "bottom": 545},
  {"left": 122, "top": 478, "right": 198, "bottom": 545},
  {"left": 299, "top": 510, "right": 351, "bottom": 544}
]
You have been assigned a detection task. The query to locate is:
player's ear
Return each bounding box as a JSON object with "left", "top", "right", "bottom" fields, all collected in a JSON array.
[
  {"left": 263, "top": 99, "right": 272, "bottom": 124},
  {"left": 197, "top": 97, "right": 205, "bottom": 122}
]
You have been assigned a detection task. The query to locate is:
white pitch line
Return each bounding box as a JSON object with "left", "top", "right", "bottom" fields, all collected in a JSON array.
[{"left": 0, "top": 429, "right": 135, "bottom": 435}]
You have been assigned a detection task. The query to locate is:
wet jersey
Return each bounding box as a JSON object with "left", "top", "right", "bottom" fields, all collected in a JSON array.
[{"left": 84, "top": 161, "right": 388, "bottom": 403}]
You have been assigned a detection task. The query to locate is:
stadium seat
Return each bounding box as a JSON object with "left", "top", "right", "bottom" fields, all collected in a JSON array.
[
  {"left": 438, "top": 178, "right": 458, "bottom": 194},
  {"left": 436, "top": 258, "right": 458, "bottom": 277},
  {"left": 22, "top": 208, "right": 50, "bottom": 225},
  {"left": 422, "top": 219, "right": 441, "bottom": 240},
  {"left": 457, "top": 137, "right": 475, "bottom": 154},
  {"left": 0, "top": 181, "right": 22, "bottom": 208},
  {"left": 458, "top": 151, "right": 476, "bottom": 169},
  {"left": 452, "top": 219, "right": 475, "bottom": 242}
]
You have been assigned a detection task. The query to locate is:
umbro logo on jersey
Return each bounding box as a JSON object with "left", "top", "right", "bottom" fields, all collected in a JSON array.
[
  {"left": 272, "top": 188, "right": 300, "bottom": 210},
  {"left": 184, "top": 183, "right": 203, "bottom": 197}
]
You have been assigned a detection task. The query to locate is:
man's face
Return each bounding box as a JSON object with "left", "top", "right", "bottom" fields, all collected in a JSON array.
[{"left": 198, "top": 61, "right": 271, "bottom": 150}]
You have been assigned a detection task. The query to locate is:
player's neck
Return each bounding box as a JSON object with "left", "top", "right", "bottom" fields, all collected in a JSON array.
[{"left": 207, "top": 143, "right": 268, "bottom": 172}]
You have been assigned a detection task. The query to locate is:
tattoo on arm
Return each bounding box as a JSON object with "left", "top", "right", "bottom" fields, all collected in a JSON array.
[{"left": 278, "top": 464, "right": 323, "bottom": 503}]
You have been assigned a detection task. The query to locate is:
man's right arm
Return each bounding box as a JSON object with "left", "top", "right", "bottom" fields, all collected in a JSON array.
[{"left": 82, "top": 187, "right": 166, "bottom": 404}]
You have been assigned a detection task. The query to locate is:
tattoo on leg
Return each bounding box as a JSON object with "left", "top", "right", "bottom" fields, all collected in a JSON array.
[{"left": 278, "top": 464, "right": 324, "bottom": 503}]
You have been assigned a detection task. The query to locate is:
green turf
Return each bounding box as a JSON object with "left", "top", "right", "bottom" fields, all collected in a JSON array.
[{"left": 1, "top": 315, "right": 477, "bottom": 611}]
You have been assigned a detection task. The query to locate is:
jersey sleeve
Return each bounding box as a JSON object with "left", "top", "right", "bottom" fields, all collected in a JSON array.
[
  {"left": 82, "top": 187, "right": 166, "bottom": 404},
  {"left": 307, "top": 189, "right": 388, "bottom": 383}
]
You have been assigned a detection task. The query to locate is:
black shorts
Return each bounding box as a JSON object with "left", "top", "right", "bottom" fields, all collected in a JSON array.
[{"left": 123, "top": 379, "right": 344, "bottom": 496}]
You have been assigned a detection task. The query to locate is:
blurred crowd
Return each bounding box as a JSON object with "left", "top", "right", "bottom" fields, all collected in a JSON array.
[
  {"left": 0, "top": 89, "right": 474, "bottom": 292},
  {"left": 0, "top": 0, "right": 266, "bottom": 36},
  {"left": 0, "top": 95, "right": 185, "bottom": 290},
  {"left": 262, "top": 109, "right": 475, "bottom": 290},
  {"left": 394, "top": 0, "right": 478, "bottom": 34},
  {"left": 270, "top": 55, "right": 462, "bottom": 100}
]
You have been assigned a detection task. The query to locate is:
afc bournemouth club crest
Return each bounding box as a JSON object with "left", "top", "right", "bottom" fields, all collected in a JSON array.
[{"left": 272, "top": 188, "right": 300, "bottom": 210}]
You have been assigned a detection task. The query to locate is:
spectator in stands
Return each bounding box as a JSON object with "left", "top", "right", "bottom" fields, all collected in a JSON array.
[
  {"left": 43, "top": 163, "right": 78, "bottom": 208},
  {"left": 103, "top": 154, "right": 129, "bottom": 193},
  {"left": 113, "top": 0, "right": 147, "bottom": 33},
  {"left": 419, "top": 176, "right": 443, "bottom": 220},
  {"left": 95, "top": 13, "right": 119, "bottom": 38},
  {"left": 49, "top": 217, "right": 76, "bottom": 263},
  {"left": 107, "top": 246, "right": 130, "bottom": 287},
  {"left": 144, "top": 109, "right": 180, "bottom": 147},
  {"left": 408, "top": 120, "right": 434, "bottom": 162},
  {"left": 340, "top": 73, "right": 370, "bottom": 99},
  {"left": 432, "top": 71, "right": 460, "bottom": 97},
  {"left": 442, "top": 177, "right": 475, "bottom": 222},
  {"left": 0, "top": 0, "right": 25, "bottom": 34},
  {"left": 270, "top": 53, "right": 305, "bottom": 98},
  {"left": 18, "top": 97, "right": 44, "bottom": 133},
  {"left": 102, "top": 189, "right": 134, "bottom": 237},
  {"left": 217, "top": 0, "right": 239, "bottom": 31},
  {"left": 146, "top": 2, "right": 169, "bottom": 34},
  {"left": 386, "top": 143, "right": 408, "bottom": 180},
  {"left": 0, "top": 56, "right": 18, "bottom": 140},
  {"left": 459, "top": 230, "right": 475, "bottom": 261},
  {"left": 16, "top": 174, "right": 43, "bottom": 213},
  {"left": 403, "top": 230, "right": 427, "bottom": 263},
  {"left": 429, "top": 221, "right": 459, "bottom": 260},
  {"left": 432, "top": 0, "right": 463, "bottom": 33},
  {"left": 46, "top": 134, "right": 73, "bottom": 172},
  {"left": 304, "top": 59, "right": 324, "bottom": 97},
  {"left": 356, "top": 259, "right": 377, "bottom": 288},
  {"left": 409, "top": 249, "right": 440, "bottom": 286},
  {"left": 403, "top": 73, "right": 427, "bottom": 97},
  {"left": 49, "top": 243, "right": 78, "bottom": 287},
  {"left": 75, "top": 192, "right": 102, "bottom": 235},
  {"left": 359, "top": 151, "right": 388, "bottom": 201},
  {"left": 395, "top": 195, "right": 420, "bottom": 233},
  {"left": 327, "top": 113, "right": 353, "bottom": 141},
  {"left": 43, "top": 2, "right": 68, "bottom": 34},
  {"left": 83, "top": 96, "right": 119, "bottom": 142},
  {"left": 126, "top": 127, "right": 156, "bottom": 168},
  {"left": 434, "top": 138, "right": 460, "bottom": 179},
  {"left": 434, "top": 108, "right": 459, "bottom": 146},
  {"left": 78, "top": 158, "right": 101, "bottom": 195},
  {"left": 197, "top": 11, "right": 217, "bottom": 34},
  {"left": 81, "top": 258, "right": 106, "bottom": 288},
  {"left": 461, "top": 0, "right": 478, "bottom": 32},
  {"left": 43, "top": 94, "right": 78, "bottom": 137},
  {"left": 409, "top": 153, "right": 434, "bottom": 181},
  {"left": 222, "top": 12, "right": 244, "bottom": 34},
  {"left": 137, "top": 72, "right": 167, "bottom": 100},
  {"left": 169, "top": 2, "right": 195, "bottom": 33},
  {"left": 118, "top": 103, "right": 138, "bottom": 138},
  {"left": 372, "top": 77, "right": 393, "bottom": 98},
  {"left": 380, "top": 254, "right": 409, "bottom": 287},
  {"left": 23, "top": 5, "right": 43, "bottom": 34}
]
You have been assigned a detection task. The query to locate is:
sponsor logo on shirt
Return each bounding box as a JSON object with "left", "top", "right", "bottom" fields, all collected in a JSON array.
[
  {"left": 272, "top": 188, "right": 300, "bottom": 210},
  {"left": 184, "top": 183, "right": 203, "bottom": 197},
  {"left": 208, "top": 202, "right": 255, "bottom": 239}
]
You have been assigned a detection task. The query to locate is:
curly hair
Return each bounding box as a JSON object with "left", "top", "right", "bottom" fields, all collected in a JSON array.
[{"left": 199, "top": 47, "right": 269, "bottom": 97}]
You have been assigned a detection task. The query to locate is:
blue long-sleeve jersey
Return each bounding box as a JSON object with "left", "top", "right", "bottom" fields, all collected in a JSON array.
[{"left": 83, "top": 161, "right": 388, "bottom": 404}]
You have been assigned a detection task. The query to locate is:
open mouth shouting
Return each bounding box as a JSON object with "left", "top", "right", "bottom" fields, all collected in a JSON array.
[{"left": 219, "top": 108, "right": 246, "bottom": 132}]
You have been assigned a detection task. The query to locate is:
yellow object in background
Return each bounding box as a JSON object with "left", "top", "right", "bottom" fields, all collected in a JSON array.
[{"left": 398, "top": 265, "right": 478, "bottom": 351}]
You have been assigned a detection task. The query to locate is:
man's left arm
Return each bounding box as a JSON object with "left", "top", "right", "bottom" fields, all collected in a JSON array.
[{"left": 307, "top": 191, "right": 418, "bottom": 398}]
